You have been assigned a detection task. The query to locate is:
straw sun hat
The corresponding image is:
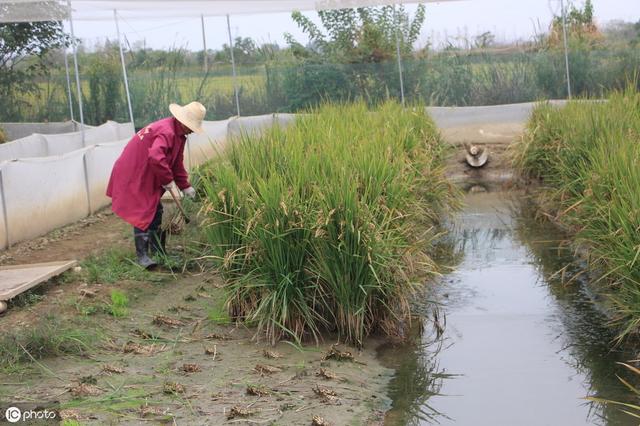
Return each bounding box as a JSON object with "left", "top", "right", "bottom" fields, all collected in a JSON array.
[{"left": 169, "top": 101, "right": 206, "bottom": 134}]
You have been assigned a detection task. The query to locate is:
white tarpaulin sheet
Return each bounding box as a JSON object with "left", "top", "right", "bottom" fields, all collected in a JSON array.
[
  {"left": 1, "top": 121, "right": 86, "bottom": 141},
  {"left": 43, "top": 131, "right": 84, "bottom": 155},
  {"left": 0, "top": 165, "right": 7, "bottom": 250},
  {"left": 187, "top": 119, "right": 229, "bottom": 168},
  {"left": 1, "top": 150, "right": 89, "bottom": 247},
  {"left": 84, "top": 139, "right": 127, "bottom": 211},
  {"left": 0, "top": 0, "right": 458, "bottom": 22},
  {"left": 0, "top": 134, "right": 48, "bottom": 161},
  {"left": 0, "top": 121, "right": 133, "bottom": 162}
]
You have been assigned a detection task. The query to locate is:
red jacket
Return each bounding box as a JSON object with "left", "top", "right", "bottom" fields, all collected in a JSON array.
[{"left": 106, "top": 117, "right": 190, "bottom": 230}]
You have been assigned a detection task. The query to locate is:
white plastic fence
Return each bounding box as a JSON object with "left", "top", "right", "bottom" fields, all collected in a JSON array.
[
  {"left": 0, "top": 121, "right": 89, "bottom": 142},
  {"left": 0, "top": 121, "right": 134, "bottom": 162},
  {"left": 3, "top": 102, "right": 544, "bottom": 252},
  {"left": 0, "top": 114, "right": 296, "bottom": 250}
]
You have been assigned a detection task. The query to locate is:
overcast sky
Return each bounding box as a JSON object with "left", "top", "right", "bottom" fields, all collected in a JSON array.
[{"left": 68, "top": 0, "right": 640, "bottom": 51}]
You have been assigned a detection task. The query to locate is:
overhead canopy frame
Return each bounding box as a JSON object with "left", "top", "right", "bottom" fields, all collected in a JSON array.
[{"left": 0, "top": 0, "right": 459, "bottom": 22}]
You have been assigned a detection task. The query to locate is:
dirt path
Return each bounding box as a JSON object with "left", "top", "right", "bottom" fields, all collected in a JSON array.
[
  {"left": 1, "top": 272, "right": 392, "bottom": 425},
  {"left": 0, "top": 210, "right": 129, "bottom": 267},
  {"left": 0, "top": 207, "right": 393, "bottom": 425}
]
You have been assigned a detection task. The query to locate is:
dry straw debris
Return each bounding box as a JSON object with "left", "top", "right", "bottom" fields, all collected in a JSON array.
[
  {"left": 322, "top": 344, "right": 354, "bottom": 362},
  {"left": 123, "top": 341, "right": 161, "bottom": 355},
  {"left": 69, "top": 383, "right": 102, "bottom": 397},
  {"left": 227, "top": 406, "right": 255, "bottom": 420},
  {"left": 182, "top": 363, "right": 201, "bottom": 373},
  {"left": 204, "top": 332, "right": 231, "bottom": 340},
  {"left": 254, "top": 363, "right": 282, "bottom": 375},
  {"left": 101, "top": 364, "right": 124, "bottom": 375},
  {"left": 152, "top": 315, "right": 185, "bottom": 328},
  {"left": 246, "top": 385, "right": 271, "bottom": 396},
  {"left": 263, "top": 349, "right": 283, "bottom": 359},
  {"left": 58, "top": 409, "right": 82, "bottom": 420},
  {"left": 316, "top": 368, "right": 341, "bottom": 381},
  {"left": 139, "top": 405, "right": 170, "bottom": 418},
  {"left": 312, "top": 415, "right": 332, "bottom": 426},
  {"left": 313, "top": 384, "right": 340, "bottom": 404},
  {"left": 163, "top": 382, "right": 186, "bottom": 394}
]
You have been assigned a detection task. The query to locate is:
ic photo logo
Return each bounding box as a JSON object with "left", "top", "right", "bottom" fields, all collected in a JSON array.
[
  {"left": 4, "top": 407, "right": 21, "bottom": 423},
  {"left": 3, "top": 405, "right": 58, "bottom": 423}
]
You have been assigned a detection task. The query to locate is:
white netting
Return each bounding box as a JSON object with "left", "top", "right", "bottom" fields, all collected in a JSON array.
[
  {"left": 0, "top": 121, "right": 133, "bottom": 162},
  {"left": 0, "top": 121, "right": 85, "bottom": 141},
  {"left": 0, "top": 0, "right": 456, "bottom": 22},
  {"left": 0, "top": 117, "right": 235, "bottom": 249},
  {"left": 186, "top": 119, "right": 230, "bottom": 167},
  {"left": 43, "top": 131, "right": 84, "bottom": 155},
  {"left": 0, "top": 169, "right": 6, "bottom": 249},
  {"left": 84, "top": 138, "right": 127, "bottom": 210},
  {"left": 0, "top": 134, "right": 48, "bottom": 160},
  {"left": 0, "top": 149, "right": 90, "bottom": 247}
]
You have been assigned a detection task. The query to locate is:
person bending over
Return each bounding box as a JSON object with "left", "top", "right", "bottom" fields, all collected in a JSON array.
[{"left": 107, "top": 101, "right": 205, "bottom": 268}]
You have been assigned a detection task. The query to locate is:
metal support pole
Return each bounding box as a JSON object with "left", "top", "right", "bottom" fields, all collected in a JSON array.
[
  {"left": 67, "top": 0, "right": 85, "bottom": 144},
  {"left": 201, "top": 14, "right": 208, "bottom": 73},
  {"left": 0, "top": 169, "right": 10, "bottom": 249},
  {"left": 226, "top": 14, "right": 241, "bottom": 117},
  {"left": 114, "top": 9, "right": 135, "bottom": 127},
  {"left": 63, "top": 50, "right": 75, "bottom": 121},
  {"left": 560, "top": 0, "right": 572, "bottom": 99},
  {"left": 82, "top": 152, "right": 93, "bottom": 215},
  {"left": 394, "top": 4, "right": 406, "bottom": 107}
]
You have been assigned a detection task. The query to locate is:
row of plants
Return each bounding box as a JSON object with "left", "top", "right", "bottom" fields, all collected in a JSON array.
[
  {"left": 4, "top": 44, "right": 639, "bottom": 126},
  {"left": 513, "top": 87, "right": 640, "bottom": 341},
  {"left": 193, "top": 101, "right": 457, "bottom": 345}
]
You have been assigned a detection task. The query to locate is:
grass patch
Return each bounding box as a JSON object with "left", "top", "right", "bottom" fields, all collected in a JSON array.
[
  {"left": 513, "top": 87, "right": 640, "bottom": 341},
  {"left": 207, "top": 299, "right": 232, "bottom": 325},
  {"left": 81, "top": 248, "right": 164, "bottom": 284},
  {"left": 0, "top": 316, "right": 98, "bottom": 373},
  {"left": 195, "top": 101, "right": 457, "bottom": 345},
  {"left": 106, "top": 290, "right": 129, "bottom": 317}
]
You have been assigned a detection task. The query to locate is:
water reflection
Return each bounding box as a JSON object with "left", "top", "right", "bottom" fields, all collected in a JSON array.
[{"left": 380, "top": 189, "right": 637, "bottom": 425}]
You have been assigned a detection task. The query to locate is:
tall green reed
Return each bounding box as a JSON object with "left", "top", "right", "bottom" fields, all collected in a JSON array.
[
  {"left": 196, "top": 102, "right": 456, "bottom": 345},
  {"left": 513, "top": 88, "right": 640, "bottom": 341}
]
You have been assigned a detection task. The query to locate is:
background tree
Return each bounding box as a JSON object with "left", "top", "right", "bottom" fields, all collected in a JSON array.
[
  {"left": 285, "top": 5, "right": 426, "bottom": 63},
  {"left": 215, "top": 36, "right": 259, "bottom": 64},
  {"left": 548, "top": 0, "right": 601, "bottom": 47},
  {"left": 0, "top": 3, "right": 70, "bottom": 121}
]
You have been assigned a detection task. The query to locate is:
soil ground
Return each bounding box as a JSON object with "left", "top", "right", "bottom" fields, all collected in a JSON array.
[{"left": 0, "top": 209, "right": 393, "bottom": 425}]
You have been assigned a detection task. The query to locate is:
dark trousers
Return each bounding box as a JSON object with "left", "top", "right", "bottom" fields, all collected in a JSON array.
[{"left": 134, "top": 202, "right": 163, "bottom": 235}]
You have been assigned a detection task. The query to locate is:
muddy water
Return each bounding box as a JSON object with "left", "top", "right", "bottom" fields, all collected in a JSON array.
[{"left": 380, "top": 189, "right": 636, "bottom": 426}]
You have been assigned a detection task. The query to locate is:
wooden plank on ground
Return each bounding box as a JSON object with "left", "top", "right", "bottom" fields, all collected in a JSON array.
[{"left": 0, "top": 260, "right": 78, "bottom": 300}]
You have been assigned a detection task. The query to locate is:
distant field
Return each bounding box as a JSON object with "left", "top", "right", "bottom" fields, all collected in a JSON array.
[
  {"left": 30, "top": 72, "right": 265, "bottom": 100},
  {"left": 14, "top": 71, "right": 267, "bottom": 123}
]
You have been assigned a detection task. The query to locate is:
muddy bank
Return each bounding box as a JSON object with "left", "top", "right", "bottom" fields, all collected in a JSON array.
[{"left": 0, "top": 269, "right": 393, "bottom": 424}]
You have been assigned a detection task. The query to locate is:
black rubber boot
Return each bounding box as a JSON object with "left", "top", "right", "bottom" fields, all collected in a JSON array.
[
  {"left": 149, "top": 229, "right": 167, "bottom": 257},
  {"left": 134, "top": 232, "right": 157, "bottom": 269}
]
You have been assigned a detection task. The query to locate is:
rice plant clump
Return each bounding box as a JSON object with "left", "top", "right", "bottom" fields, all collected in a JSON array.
[
  {"left": 196, "top": 102, "right": 456, "bottom": 345},
  {"left": 513, "top": 88, "right": 640, "bottom": 341}
]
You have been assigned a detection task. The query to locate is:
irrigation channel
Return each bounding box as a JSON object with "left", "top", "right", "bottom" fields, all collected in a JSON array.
[{"left": 379, "top": 185, "right": 635, "bottom": 426}]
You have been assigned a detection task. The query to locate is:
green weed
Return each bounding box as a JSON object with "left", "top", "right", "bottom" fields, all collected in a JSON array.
[
  {"left": 106, "top": 290, "right": 129, "bottom": 317},
  {"left": 81, "top": 248, "right": 164, "bottom": 284},
  {"left": 0, "top": 316, "right": 98, "bottom": 372}
]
